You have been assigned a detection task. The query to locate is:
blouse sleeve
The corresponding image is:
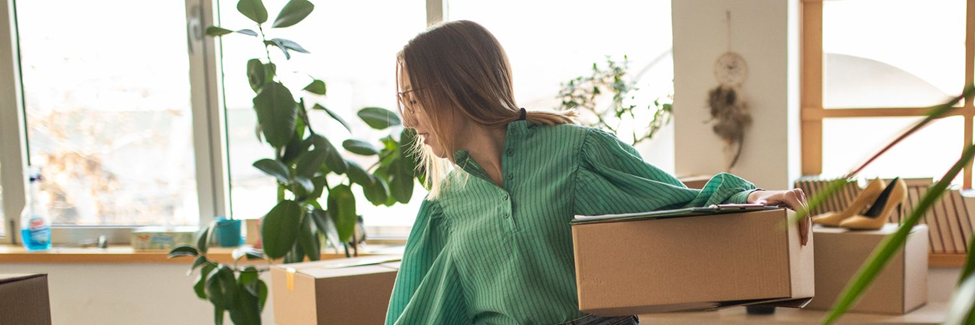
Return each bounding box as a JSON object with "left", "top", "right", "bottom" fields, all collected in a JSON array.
[
  {"left": 573, "top": 128, "right": 759, "bottom": 216},
  {"left": 385, "top": 199, "right": 470, "bottom": 325}
]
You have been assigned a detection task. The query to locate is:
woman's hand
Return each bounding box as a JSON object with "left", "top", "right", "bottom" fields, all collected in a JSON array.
[{"left": 747, "top": 189, "right": 811, "bottom": 246}]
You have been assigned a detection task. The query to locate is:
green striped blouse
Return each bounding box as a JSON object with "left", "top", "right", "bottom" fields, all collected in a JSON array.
[{"left": 385, "top": 121, "right": 758, "bottom": 324}]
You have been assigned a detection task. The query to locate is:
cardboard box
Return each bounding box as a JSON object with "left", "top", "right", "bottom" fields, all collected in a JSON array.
[
  {"left": 130, "top": 226, "right": 196, "bottom": 250},
  {"left": 0, "top": 274, "right": 52, "bottom": 325},
  {"left": 271, "top": 256, "right": 402, "bottom": 325},
  {"left": 805, "top": 224, "right": 928, "bottom": 314},
  {"left": 571, "top": 207, "right": 814, "bottom": 315}
]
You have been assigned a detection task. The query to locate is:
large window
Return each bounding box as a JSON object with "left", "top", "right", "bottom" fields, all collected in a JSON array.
[
  {"left": 220, "top": 0, "right": 427, "bottom": 235},
  {"left": 16, "top": 0, "right": 200, "bottom": 226},
  {"left": 802, "top": 0, "right": 974, "bottom": 187},
  {"left": 0, "top": 0, "right": 675, "bottom": 240}
]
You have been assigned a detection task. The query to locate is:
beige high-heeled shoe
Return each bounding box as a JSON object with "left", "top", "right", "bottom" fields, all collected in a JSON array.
[
  {"left": 812, "top": 178, "right": 885, "bottom": 227},
  {"left": 839, "top": 177, "right": 907, "bottom": 230}
]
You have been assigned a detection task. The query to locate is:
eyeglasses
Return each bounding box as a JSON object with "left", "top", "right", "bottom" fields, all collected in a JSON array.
[{"left": 397, "top": 87, "right": 424, "bottom": 114}]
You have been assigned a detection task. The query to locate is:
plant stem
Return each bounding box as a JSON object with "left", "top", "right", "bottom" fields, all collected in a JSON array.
[{"left": 257, "top": 24, "right": 273, "bottom": 70}]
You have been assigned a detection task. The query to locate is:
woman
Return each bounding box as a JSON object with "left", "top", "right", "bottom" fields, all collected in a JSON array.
[{"left": 386, "top": 20, "right": 810, "bottom": 325}]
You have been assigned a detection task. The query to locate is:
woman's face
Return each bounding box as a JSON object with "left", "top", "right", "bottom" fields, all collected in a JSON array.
[{"left": 399, "top": 67, "right": 449, "bottom": 158}]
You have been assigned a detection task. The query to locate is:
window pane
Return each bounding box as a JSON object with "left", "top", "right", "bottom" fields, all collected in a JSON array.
[
  {"left": 449, "top": 0, "right": 674, "bottom": 112},
  {"left": 448, "top": 0, "right": 674, "bottom": 149},
  {"left": 221, "top": 0, "right": 427, "bottom": 232},
  {"left": 823, "top": 0, "right": 965, "bottom": 108},
  {"left": 822, "top": 117, "right": 964, "bottom": 185},
  {"left": 17, "top": 0, "right": 199, "bottom": 226}
]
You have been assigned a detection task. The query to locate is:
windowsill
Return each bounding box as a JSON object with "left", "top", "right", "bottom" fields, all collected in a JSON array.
[{"left": 0, "top": 244, "right": 405, "bottom": 264}]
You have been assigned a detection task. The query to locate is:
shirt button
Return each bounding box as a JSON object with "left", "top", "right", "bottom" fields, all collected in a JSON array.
[
  {"left": 502, "top": 194, "right": 509, "bottom": 201},
  {"left": 506, "top": 174, "right": 513, "bottom": 180},
  {"left": 503, "top": 213, "right": 509, "bottom": 218},
  {"left": 506, "top": 149, "right": 514, "bottom": 156}
]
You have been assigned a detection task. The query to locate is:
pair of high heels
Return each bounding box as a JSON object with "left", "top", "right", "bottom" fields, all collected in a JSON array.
[{"left": 812, "top": 177, "right": 907, "bottom": 230}]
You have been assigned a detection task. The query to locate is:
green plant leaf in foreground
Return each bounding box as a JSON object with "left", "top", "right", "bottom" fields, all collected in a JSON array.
[
  {"left": 944, "top": 271, "right": 975, "bottom": 325},
  {"left": 822, "top": 144, "right": 975, "bottom": 324},
  {"left": 313, "top": 104, "right": 351, "bottom": 132}
]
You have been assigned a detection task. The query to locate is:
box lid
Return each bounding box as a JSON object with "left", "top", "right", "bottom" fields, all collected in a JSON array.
[
  {"left": 571, "top": 204, "right": 778, "bottom": 225},
  {"left": 272, "top": 255, "right": 402, "bottom": 278}
]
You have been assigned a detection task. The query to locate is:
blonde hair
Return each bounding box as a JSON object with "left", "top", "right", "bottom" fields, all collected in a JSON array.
[{"left": 397, "top": 20, "right": 575, "bottom": 198}]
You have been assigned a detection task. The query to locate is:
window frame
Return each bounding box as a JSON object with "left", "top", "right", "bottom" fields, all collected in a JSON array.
[
  {"left": 0, "top": 0, "right": 446, "bottom": 244},
  {"left": 800, "top": 0, "right": 975, "bottom": 188}
]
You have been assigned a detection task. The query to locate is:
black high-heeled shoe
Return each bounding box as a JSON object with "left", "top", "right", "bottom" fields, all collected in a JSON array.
[{"left": 839, "top": 177, "right": 907, "bottom": 230}]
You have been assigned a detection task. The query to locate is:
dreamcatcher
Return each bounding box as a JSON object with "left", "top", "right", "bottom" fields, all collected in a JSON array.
[{"left": 707, "top": 10, "right": 752, "bottom": 170}]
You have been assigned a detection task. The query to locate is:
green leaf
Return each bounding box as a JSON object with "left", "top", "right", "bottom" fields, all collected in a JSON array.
[
  {"left": 297, "top": 213, "right": 321, "bottom": 261},
  {"left": 358, "top": 107, "right": 402, "bottom": 129},
  {"left": 273, "top": 38, "right": 309, "bottom": 53},
  {"left": 823, "top": 144, "right": 975, "bottom": 324},
  {"left": 945, "top": 272, "right": 975, "bottom": 325},
  {"left": 272, "top": 0, "right": 314, "bottom": 28},
  {"left": 196, "top": 225, "right": 212, "bottom": 254},
  {"left": 195, "top": 263, "right": 216, "bottom": 300},
  {"left": 253, "top": 158, "right": 289, "bottom": 183},
  {"left": 229, "top": 282, "right": 261, "bottom": 325},
  {"left": 263, "top": 63, "right": 276, "bottom": 84},
  {"left": 236, "top": 0, "right": 268, "bottom": 24},
  {"left": 256, "top": 280, "right": 269, "bottom": 312},
  {"left": 293, "top": 176, "right": 314, "bottom": 193},
  {"left": 205, "top": 26, "right": 233, "bottom": 36},
  {"left": 253, "top": 82, "right": 297, "bottom": 148},
  {"left": 187, "top": 255, "right": 209, "bottom": 276},
  {"left": 390, "top": 158, "right": 414, "bottom": 204},
  {"left": 266, "top": 39, "right": 291, "bottom": 60},
  {"left": 327, "top": 185, "right": 357, "bottom": 242},
  {"left": 260, "top": 200, "right": 303, "bottom": 259},
  {"left": 961, "top": 234, "right": 975, "bottom": 284},
  {"left": 313, "top": 104, "right": 351, "bottom": 133},
  {"left": 400, "top": 128, "right": 418, "bottom": 174},
  {"left": 168, "top": 245, "right": 198, "bottom": 258},
  {"left": 235, "top": 29, "right": 258, "bottom": 37},
  {"left": 316, "top": 135, "right": 348, "bottom": 175},
  {"left": 284, "top": 242, "right": 304, "bottom": 263},
  {"left": 363, "top": 175, "right": 390, "bottom": 206},
  {"left": 304, "top": 79, "right": 326, "bottom": 95},
  {"left": 294, "top": 138, "right": 324, "bottom": 179},
  {"left": 206, "top": 265, "right": 238, "bottom": 310},
  {"left": 346, "top": 160, "right": 373, "bottom": 186},
  {"left": 238, "top": 267, "right": 259, "bottom": 286},
  {"left": 246, "top": 59, "right": 266, "bottom": 93},
  {"left": 342, "top": 139, "right": 380, "bottom": 156},
  {"left": 214, "top": 307, "right": 224, "bottom": 325}
]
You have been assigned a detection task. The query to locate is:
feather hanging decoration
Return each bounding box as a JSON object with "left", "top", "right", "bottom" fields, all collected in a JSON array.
[{"left": 707, "top": 85, "right": 751, "bottom": 169}]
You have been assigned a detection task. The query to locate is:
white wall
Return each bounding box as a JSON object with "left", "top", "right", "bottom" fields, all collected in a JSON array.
[
  {"left": 0, "top": 263, "right": 275, "bottom": 325},
  {"left": 672, "top": 0, "right": 802, "bottom": 190}
]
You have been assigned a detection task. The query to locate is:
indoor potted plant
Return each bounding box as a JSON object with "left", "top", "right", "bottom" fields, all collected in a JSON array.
[{"left": 168, "top": 0, "right": 422, "bottom": 324}]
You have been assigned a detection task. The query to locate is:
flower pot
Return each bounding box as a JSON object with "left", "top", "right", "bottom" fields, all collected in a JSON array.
[{"left": 214, "top": 218, "right": 243, "bottom": 247}]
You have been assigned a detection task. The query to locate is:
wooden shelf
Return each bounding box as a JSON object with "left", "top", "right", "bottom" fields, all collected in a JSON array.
[
  {"left": 929, "top": 253, "right": 969, "bottom": 268},
  {"left": 0, "top": 245, "right": 404, "bottom": 264}
]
